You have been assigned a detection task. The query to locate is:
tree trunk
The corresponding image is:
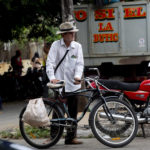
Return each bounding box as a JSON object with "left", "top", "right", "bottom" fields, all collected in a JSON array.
[
  {"left": 61, "top": 0, "right": 87, "bottom": 112},
  {"left": 61, "top": 0, "right": 75, "bottom": 23}
]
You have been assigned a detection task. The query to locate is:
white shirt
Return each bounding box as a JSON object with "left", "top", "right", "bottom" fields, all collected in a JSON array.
[{"left": 46, "top": 38, "right": 84, "bottom": 92}]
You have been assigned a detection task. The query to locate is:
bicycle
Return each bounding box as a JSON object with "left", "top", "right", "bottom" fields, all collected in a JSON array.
[{"left": 19, "top": 68, "right": 138, "bottom": 149}]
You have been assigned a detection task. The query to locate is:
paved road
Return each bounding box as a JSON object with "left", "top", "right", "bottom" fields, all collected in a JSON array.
[
  {"left": 0, "top": 100, "right": 90, "bottom": 131},
  {"left": 8, "top": 137, "right": 150, "bottom": 150},
  {"left": 1, "top": 101, "right": 150, "bottom": 150},
  {"left": 0, "top": 101, "right": 27, "bottom": 130}
]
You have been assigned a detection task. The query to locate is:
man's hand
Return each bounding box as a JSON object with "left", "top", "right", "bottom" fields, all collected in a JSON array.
[
  {"left": 51, "top": 79, "right": 60, "bottom": 84},
  {"left": 74, "top": 77, "right": 81, "bottom": 85}
]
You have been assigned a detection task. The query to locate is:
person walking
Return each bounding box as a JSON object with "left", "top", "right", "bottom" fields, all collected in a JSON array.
[
  {"left": 46, "top": 22, "right": 84, "bottom": 144},
  {"left": 31, "top": 52, "right": 41, "bottom": 70}
]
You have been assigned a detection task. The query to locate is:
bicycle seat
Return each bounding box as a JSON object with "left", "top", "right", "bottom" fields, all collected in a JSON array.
[{"left": 47, "top": 80, "right": 65, "bottom": 89}]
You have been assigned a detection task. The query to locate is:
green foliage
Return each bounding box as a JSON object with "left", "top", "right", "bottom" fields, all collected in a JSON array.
[
  {"left": 0, "top": 129, "right": 22, "bottom": 139},
  {"left": 13, "top": 25, "right": 60, "bottom": 44},
  {"left": 0, "top": 0, "right": 97, "bottom": 42},
  {"left": 0, "top": 127, "right": 50, "bottom": 139},
  {"left": 24, "top": 126, "right": 50, "bottom": 138},
  {"left": 0, "top": 0, "right": 62, "bottom": 42}
]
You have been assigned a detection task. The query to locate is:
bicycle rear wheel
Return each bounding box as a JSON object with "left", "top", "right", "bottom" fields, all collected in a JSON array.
[
  {"left": 19, "top": 100, "right": 64, "bottom": 149},
  {"left": 89, "top": 97, "right": 138, "bottom": 148}
]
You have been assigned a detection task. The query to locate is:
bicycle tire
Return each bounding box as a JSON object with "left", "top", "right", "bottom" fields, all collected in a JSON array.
[
  {"left": 89, "top": 97, "right": 138, "bottom": 148},
  {"left": 90, "top": 98, "right": 131, "bottom": 135},
  {"left": 19, "top": 100, "right": 64, "bottom": 149}
]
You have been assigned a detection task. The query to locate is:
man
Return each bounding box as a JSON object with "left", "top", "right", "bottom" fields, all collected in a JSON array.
[
  {"left": 46, "top": 22, "right": 84, "bottom": 144},
  {"left": 11, "top": 50, "right": 23, "bottom": 76}
]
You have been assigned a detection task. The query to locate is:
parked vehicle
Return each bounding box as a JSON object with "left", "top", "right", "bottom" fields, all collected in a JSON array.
[
  {"left": 90, "top": 68, "right": 150, "bottom": 137},
  {"left": 0, "top": 139, "right": 33, "bottom": 150},
  {"left": 75, "top": 1, "right": 150, "bottom": 81},
  {"left": 0, "top": 66, "right": 46, "bottom": 101}
]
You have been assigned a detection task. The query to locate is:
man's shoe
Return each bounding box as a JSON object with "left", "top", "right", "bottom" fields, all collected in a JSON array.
[{"left": 65, "top": 138, "right": 83, "bottom": 145}]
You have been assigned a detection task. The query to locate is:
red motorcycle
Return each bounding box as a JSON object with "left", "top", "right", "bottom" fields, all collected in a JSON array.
[{"left": 89, "top": 68, "right": 150, "bottom": 137}]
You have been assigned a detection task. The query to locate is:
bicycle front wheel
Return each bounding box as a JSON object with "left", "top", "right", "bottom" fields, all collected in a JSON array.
[
  {"left": 89, "top": 97, "right": 138, "bottom": 148},
  {"left": 19, "top": 100, "right": 64, "bottom": 149}
]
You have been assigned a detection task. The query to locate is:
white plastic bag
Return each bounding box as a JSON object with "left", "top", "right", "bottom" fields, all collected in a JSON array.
[{"left": 22, "top": 98, "right": 50, "bottom": 127}]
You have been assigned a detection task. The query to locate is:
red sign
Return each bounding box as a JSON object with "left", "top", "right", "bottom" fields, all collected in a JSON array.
[
  {"left": 74, "top": 10, "right": 87, "bottom": 21},
  {"left": 95, "top": 8, "right": 115, "bottom": 20},
  {"left": 74, "top": 7, "right": 146, "bottom": 43},
  {"left": 124, "top": 7, "right": 146, "bottom": 18}
]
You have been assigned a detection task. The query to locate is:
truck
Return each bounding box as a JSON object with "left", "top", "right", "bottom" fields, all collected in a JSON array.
[{"left": 74, "top": 0, "right": 150, "bottom": 82}]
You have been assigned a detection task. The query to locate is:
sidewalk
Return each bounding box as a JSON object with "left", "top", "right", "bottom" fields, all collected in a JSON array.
[
  {"left": 8, "top": 137, "right": 150, "bottom": 150},
  {"left": 2, "top": 100, "right": 150, "bottom": 138},
  {"left": 0, "top": 101, "right": 27, "bottom": 131}
]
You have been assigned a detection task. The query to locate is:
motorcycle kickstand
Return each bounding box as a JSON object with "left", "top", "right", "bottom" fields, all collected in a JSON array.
[{"left": 141, "top": 124, "right": 146, "bottom": 138}]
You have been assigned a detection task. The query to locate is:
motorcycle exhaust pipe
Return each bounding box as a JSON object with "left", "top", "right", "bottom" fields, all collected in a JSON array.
[{"left": 99, "top": 112, "right": 146, "bottom": 123}]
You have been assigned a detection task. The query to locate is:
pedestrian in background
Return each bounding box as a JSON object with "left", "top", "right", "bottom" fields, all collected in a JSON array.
[
  {"left": 43, "top": 42, "right": 51, "bottom": 67},
  {"left": 46, "top": 22, "right": 84, "bottom": 145},
  {"left": 11, "top": 50, "right": 23, "bottom": 76},
  {"left": 42, "top": 42, "right": 51, "bottom": 98},
  {"left": 0, "top": 96, "right": 2, "bottom": 111},
  {"left": 31, "top": 52, "right": 41, "bottom": 70}
]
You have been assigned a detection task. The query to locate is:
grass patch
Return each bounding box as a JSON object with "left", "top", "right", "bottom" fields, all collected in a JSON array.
[
  {"left": 78, "top": 133, "right": 94, "bottom": 138},
  {"left": 0, "top": 126, "right": 94, "bottom": 139},
  {"left": 0, "top": 129, "right": 22, "bottom": 139},
  {"left": 24, "top": 126, "right": 50, "bottom": 138},
  {"left": 0, "top": 126, "right": 51, "bottom": 139}
]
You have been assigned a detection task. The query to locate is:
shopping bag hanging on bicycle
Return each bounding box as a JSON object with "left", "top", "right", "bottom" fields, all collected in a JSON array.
[{"left": 22, "top": 98, "right": 50, "bottom": 127}]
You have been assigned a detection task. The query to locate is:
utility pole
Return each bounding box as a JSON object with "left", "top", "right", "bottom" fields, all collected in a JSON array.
[
  {"left": 61, "top": 0, "right": 75, "bottom": 25},
  {"left": 61, "top": 0, "right": 87, "bottom": 111}
]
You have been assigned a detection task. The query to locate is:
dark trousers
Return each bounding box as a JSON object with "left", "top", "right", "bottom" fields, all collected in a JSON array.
[
  {"left": 51, "top": 92, "right": 79, "bottom": 142},
  {"left": 42, "top": 86, "right": 48, "bottom": 98},
  {"left": 65, "top": 94, "right": 78, "bottom": 142}
]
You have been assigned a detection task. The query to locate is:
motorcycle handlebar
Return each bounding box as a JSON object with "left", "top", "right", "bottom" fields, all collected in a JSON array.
[{"left": 88, "top": 68, "right": 100, "bottom": 77}]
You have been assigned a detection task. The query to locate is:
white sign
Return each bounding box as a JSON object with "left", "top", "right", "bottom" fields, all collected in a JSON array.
[{"left": 139, "top": 38, "right": 145, "bottom": 47}]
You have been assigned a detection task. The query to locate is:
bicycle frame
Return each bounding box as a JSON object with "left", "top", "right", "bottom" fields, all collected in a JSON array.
[
  {"left": 50, "top": 88, "right": 97, "bottom": 126},
  {"left": 62, "top": 88, "right": 96, "bottom": 123},
  {"left": 19, "top": 67, "right": 138, "bottom": 149},
  {"left": 50, "top": 76, "right": 121, "bottom": 126}
]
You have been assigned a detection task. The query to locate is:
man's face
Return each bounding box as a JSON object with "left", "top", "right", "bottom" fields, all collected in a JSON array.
[{"left": 62, "top": 32, "right": 75, "bottom": 43}]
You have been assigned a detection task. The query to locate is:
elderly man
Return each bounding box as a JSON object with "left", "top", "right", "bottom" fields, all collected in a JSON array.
[{"left": 46, "top": 22, "right": 84, "bottom": 144}]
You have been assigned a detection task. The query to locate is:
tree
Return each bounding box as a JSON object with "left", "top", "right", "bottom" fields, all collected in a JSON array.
[
  {"left": 61, "top": 0, "right": 74, "bottom": 22},
  {"left": 0, "top": 0, "right": 91, "bottom": 42},
  {"left": 0, "top": 0, "right": 62, "bottom": 41}
]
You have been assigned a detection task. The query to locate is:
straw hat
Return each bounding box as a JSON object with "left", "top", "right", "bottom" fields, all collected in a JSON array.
[{"left": 56, "top": 22, "right": 79, "bottom": 34}]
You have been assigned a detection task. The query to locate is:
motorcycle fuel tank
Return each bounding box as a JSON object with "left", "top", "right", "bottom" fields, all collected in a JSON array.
[
  {"left": 139, "top": 79, "right": 150, "bottom": 92},
  {"left": 124, "top": 90, "right": 149, "bottom": 101}
]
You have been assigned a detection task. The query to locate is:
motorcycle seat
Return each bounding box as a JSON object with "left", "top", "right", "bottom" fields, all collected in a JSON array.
[{"left": 99, "top": 79, "right": 140, "bottom": 91}]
